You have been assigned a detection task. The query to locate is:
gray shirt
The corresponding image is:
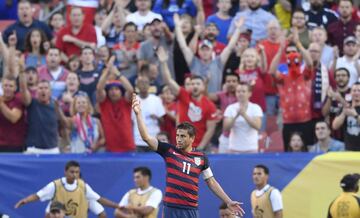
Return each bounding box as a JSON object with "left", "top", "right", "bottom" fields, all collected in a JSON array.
[{"left": 190, "top": 56, "right": 223, "bottom": 93}]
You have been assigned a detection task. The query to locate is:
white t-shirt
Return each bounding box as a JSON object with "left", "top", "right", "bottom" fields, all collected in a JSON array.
[
  {"left": 224, "top": 102, "right": 263, "bottom": 151},
  {"left": 119, "top": 186, "right": 162, "bottom": 209},
  {"left": 36, "top": 177, "right": 100, "bottom": 202},
  {"left": 333, "top": 56, "right": 360, "bottom": 87},
  {"left": 126, "top": 11, "right": 163, "bottom": 31},
  {"left": 132, "top": 94, "right": 165, "bottom": 146},
  {"left": 67, "top": 0, "right": 99, "bottom": 8},
  {"left": 254, "top": 184, "right": 283, "bottom": 212}
]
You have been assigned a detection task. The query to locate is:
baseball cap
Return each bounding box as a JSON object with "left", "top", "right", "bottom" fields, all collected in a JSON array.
[
  {"left": 340, "top": 173, "right": 360, "bottom": 189},
  {"left": 105, "top": 80, "right": 125, "bottom": 94},
  {"left": 50, "top": 201, "right": 65, "bottom": 213},
  {"left": 199, "top": 39, "right": 213, "bottom": 49},
  {"left": 343, "top": 36, "right": 357, "bottom": 45}
]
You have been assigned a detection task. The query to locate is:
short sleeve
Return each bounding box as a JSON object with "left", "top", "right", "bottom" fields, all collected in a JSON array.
[
  {"left": 119, "top": 191, "right": 130, "bottom": 206},
  {"left": 253, "top": 104, "right": 264, "bottom": 117},
  {"left": 85, "top": 184, "right": 101, "bottom": 201},
  {"left": 202, "top": 155, "right": 210, "bottom": 170},
  {"left": 145, "top": 189, "right": 163, "bottom": 208},
  {"left": 270, "top": 189, "right": 283, "bottom": 212},
  {"left": 36, "top": 182, "right": 55, "bottom": 201},
  {"left": 156, "top": 141, "right": 172, "bottom": 156},
  {"left": 88, "top": 200, "right": 105, "bottom": 215},
  {"left": 178, "top": 87, "right": 189, "bottom": 102}
]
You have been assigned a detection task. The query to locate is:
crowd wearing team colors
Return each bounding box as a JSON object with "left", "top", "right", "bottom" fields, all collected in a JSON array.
[{"left": 1, "top": 0, "right": 360, "bottom": 154}]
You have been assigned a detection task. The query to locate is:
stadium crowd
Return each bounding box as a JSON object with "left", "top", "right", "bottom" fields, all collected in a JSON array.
[{"left": 0, "top": 0, "right": 360, "bottom": 154}]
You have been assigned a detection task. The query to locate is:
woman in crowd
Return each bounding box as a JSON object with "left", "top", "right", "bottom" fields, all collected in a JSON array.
[
  {"left": 24, "top": 29, "right": 48, "bottom": 67},
  {"left": 288, "top": 132, "right": 307, "bottom": 152}
]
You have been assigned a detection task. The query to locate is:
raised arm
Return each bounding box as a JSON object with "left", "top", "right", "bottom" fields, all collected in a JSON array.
[
  {"left": 188, "top": 25, "right": 203, "bottom": 54},
  {"left": 0, "top": 97, "right": 22, "bottom": 124},
  {"left": 206, "top": 177, "right": 245, "bottom": 217},
  {"left": 269, "top": 38, "right": 286, "bottom": 78},
  {"left": 101, "top": 7, "right": 116, "bottom": 35},
  {"left": 293, "top": 27, "right": 312, "bottom": 68},
  {"left": 174, "top": 14, "right": 194, "bottom": 66},
  {"left": 330, "top": 46, "right": 339, "bottom": 74},
  {"left": 193, "top": 0, "right": 205, "bottom": 26},
  {"left": 332, "top": 109, "right": 346, "bottom": 130},
  {"left": 258, "top": 44, "right": 268, "bottom": 74},
  {"left": 111, "top": 65, "right": 134, "bottom": 100},
  {"left": 157, "top": 46, "right": 180, "bottom": 96},
  {"left": 132, "top": 94, "right": 159, "bottom": 151},
  {"left": 18, "top": 59, "right": 32, "bottom": 106},
  {"left": 96, "top": 67, "right": 112, "bottom": 104},
  {"left": 0, "top": 32, "right": 9, "bottom": 70},
  {"left": 15, "top": 194, "right": 40, "bottom": 208},
  {"left": 220, "top": 17, "right": 245, "bottom": 64}
]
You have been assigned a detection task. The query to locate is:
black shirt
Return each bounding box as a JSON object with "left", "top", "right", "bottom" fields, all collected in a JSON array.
[
  {"left": 305, "top": 8, "right": 338, "bottom": 29},
  {"left": 342, "top": 106, "right": 360, "bottom": 151}
]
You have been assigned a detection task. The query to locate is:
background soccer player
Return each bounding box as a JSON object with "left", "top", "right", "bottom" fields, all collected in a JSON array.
[{"left": 132, "top": 93, "right": 245, "bottom": 218}]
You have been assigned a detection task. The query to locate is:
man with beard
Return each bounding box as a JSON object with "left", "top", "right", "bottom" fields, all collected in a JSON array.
[
  {"left": 191, "top": 22, "right": 226, "bottom": 56},
  {"left": 227, "top": 0, "right": 276, "bottom": 46},
  {"left": 333, "top": 82, "right": 360, "bottom": 151},
  {"left": 137, "top": 18, "right": 174, "bottom": 81},
  {"left": 304, "top": 0, "right": 338, "bottom": 29},
  {"left": 328, "top": 0, "right": 359, "bottom": 55},
  {"left": 322, "top": 68, "right": 351, "bottom": 141},
  {"left": 157, "top": 46, "right": 218, "bottom": 150}
]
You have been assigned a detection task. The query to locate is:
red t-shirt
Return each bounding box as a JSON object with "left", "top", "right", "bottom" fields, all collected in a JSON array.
[
  {"left": 160, "top": 102, "right": 177, "bottom": 144},
  {"left": 237, "top": 68, "right": 266, "bottom": 112},
  {"left": 56, "top": 24, "right": 97, "bottom": 57},
  {"left": 257, "top": 40, "right": 287, "bottom": 95},
  {"left": 0, "top": 95, "right": 27, "bottom": 146},
  {"left": 177, "top": 88, "right": 217, "bottom": 147},
  {"left": 100, "top": 97, "right": 135, "bottom": 152},
  {"left": 276, "top": 67, "right": 313, "bottom": 124}
]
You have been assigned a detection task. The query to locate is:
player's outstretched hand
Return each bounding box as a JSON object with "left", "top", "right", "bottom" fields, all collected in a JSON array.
[
  {"left": 132, "top": 93, "right": 141, "bottom": 115},
  {"left": 14, "top": 199, "right": 26, "bottom": 208},
  {"left": 227, "top": 201, "right": 245, "bottom": 217}
]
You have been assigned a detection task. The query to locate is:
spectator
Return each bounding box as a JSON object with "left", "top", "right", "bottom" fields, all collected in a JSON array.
[
  {"left": 156, "top": 131, "right": 170, "bottom": 143},
  {"left": 15, "top": 160, "right": 120, "bottom": 217},
  {"left": 131, "top": 63, "right": 162, "bottom": 95},
  {"left": 126, "top": 0, "right": 163, "bottom": 31},
  {"left": 191, "top": 23, "right": 226, "bottom": 56},
  {"left": 67, "top": 55, "right": 80, "bottom": 72},
  {"left": 56, "top": 6, "right": 97, "bottom": 60},
  {"left": 114, "top": 167, "right": 162, "bottom": 218},
  {"left": 328, "top": 0, "right": 359, "bottom": 55},
  {"left": 333, "top": 82, "right": 360, "bottom": 151},
  {"left": 227, "top": 0, "right": 277, "bottom": 46},
  {"left": 288, "top": 132, "right": 307, "bottom": 152},
  {"left": 24, "top": 66, "right": 39, "bottom": 97},
  {"left": 137, "top": 18, "right": 174, "bottom": 81},
  {"left": 290, "top": 9, "right": 310, "bottom": 49},
  {"left": 59, "top": 92, "right": 105, "bottom": 153},
  {"left": 77, "top": 47, "right": 101, "bottom": 105},
  {"left": 153, "top": 0, "right": 197, "bottom": 30},
  {"left": 49, "top": 12, "right": 65, "bottom": 45},
  {"left": 208, "top": 73, "right": 239, "bottom": 153},
  {"left": 309, "top": 121, "right": 345, "bottom": 152},
  {"left": 2, "top": 0, "right": 52, "bottom": 51},
  {"left": 101, "top": 2, "right": 127, "bottom": 48},
  {"left": 58, "top": 72, "right": 80, "bottom": 117},
  {"left": 38, "top": 47, "right": 69, "bottom": 99},
  {"left": 112, "top": 22, "right": 140, "bottom": 78},
  {"left": 158, "top": 47, "right": 218, "bottom": 150},
  {"left": 237, "top": 47, "right": 267, "bottom": 115},
  {"left": 160, "top": 85, "right": 177, "bottom": 144},
  {"left": 0, "top": 76, "right": 26, "bottom": 152},
  {"left": 132, "top": 75, "right": 166, "bottom": 151},
  {"left": 66, "top": 0, "right": 99, "bottom": 26},
  {"left": 94, "top": 7, "right": 107, "bottom": 48},
  {"left": 274, "top": 0, "right": 292, "bottom": 30},
  {"left": 96, "top": 45, "right": 111, "bottom": 71},
  {"left": 206, "top": 0, "right": 233, "bottom": 44},
  {"left": 19, "top": 75, "right": 60, "bottom": 154},
  {"left": 96, "top": 57, "right": 136, "bottom": 152},
  {"left": 24, "top": 29, "right": 48, "bottom": 68},
  {"left": 223, "top": 83, "right": 263, "bottom": 153},
  {"left": 304, "top": 0, "right": 338, "bottom": 29},
  {"left": 308, "top": 42, "right": 332, "bottom": 122},
  {"left": 219, "top": 202, "right": 236, "bottom": 218},
  {"left": 257, "top": 20, "right": 286, "bottom": 124},
  {"left": 251, "top": 165, "right": 283, "bottom": 218},
  {"left": 49, "top": 201, "right": 66, "bottom": 218},
  {"left": 310, "top": 27, "right": 334, "bottom": 69},
  {"left": 269, "top": 31, "right": 314, "bottom": 150},
  {"left": 223, "top": 30, "right": 251, "bottom": 75},
  {"left": 142, "top": 23, "right": 153, "bottom": 41},
  {"left": 331, "top": 36, "right": 360, "bottom": 87},
  {"left": 322, "top": 68, "right": 351, "bottom": 141},
  {"left": 328, "top": 173, "right": 360, "bottom": 218},
  {"left": 174, "top": 15, "right": 244, "bottom": 93}
]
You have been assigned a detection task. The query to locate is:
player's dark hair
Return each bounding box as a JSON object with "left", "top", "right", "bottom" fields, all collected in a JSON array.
[
  {"left": 255, "top": 164, "right": 269, "bottom": 175},
  {"left": 81, "top": 46, "right": 94, "bottom": 54},
  {"left": 65, "top": 161, "right": 80, "bottom": 171},
  {"left": 219, "top": 202, "right": 228, "bottom": 210},
  {"left": 177, "top": 122, "right": 196, "bottom": 138},
  {"left": 335, "top": 68, "right": 350, "bottom": 78},
  {"left": 134, "top": 167, "right": 152, "bottom": 180}
]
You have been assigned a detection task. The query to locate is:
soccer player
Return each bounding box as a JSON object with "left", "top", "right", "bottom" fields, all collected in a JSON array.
[{"left": 132, "top": 94, "right": 245, "bottom": 218}]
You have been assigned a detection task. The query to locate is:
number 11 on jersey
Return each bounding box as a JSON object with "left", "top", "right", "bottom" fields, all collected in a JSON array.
[{"left": 182, "top": 162, "right": 191, "bottom": 174}]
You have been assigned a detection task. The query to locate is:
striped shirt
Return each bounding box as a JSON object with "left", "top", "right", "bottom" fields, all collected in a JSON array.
[{"left": 156, "top": 141, "right": 210, "bottom": 209}]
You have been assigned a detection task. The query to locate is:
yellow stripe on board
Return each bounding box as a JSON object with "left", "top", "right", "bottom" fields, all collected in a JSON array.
[{"left": 282, "top": 152, "right": 360, "bottom": 218}]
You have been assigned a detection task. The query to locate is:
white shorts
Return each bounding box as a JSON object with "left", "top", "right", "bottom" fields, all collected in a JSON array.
[{"left": 24, "top": 147, "right": 60, "bottom": 154}]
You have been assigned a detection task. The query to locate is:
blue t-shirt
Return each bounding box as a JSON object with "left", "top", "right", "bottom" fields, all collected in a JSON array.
[
  {"left": 25, "top": 99, "right": 58, "bottom": 149},
  {"left": 206, "top": 14, "right": 232, "bottom": 44}
]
